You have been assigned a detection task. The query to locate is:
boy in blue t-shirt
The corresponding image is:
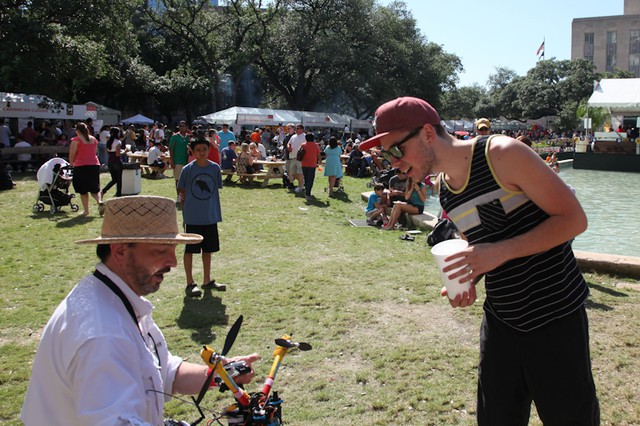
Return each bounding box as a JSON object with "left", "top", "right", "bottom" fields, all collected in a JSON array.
[
  {"left": 365, "top": 183, "right": 387, "bottom": 226},
  {"left": 177, "top": 137, "right": 226, "bottom": 297}
]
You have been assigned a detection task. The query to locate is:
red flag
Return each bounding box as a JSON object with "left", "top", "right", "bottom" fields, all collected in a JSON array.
[{"left": 536, "top": 41, "right": 545, "bottom": 56}]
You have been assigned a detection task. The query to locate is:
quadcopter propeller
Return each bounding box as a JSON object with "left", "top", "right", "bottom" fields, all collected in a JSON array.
[
  {"left": 222, "top": 315, "right": 243, "bottom": 357},
  {"left": 275, "top": 337, "right": 312, "bottom": 351},
  {"left": 194, "top": 315, "right": 244, "bottom": 407}
]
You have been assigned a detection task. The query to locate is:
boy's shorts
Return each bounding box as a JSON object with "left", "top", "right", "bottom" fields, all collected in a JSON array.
[{"left": 184, "top": 224, "right": 220, "bottom": 254}]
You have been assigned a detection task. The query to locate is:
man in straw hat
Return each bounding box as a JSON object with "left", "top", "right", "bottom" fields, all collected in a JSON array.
[
  {"left": 359, "top": 97, "right": 599, "bottom": 425},
  {"left": 21, "top": 195, "right": 259, "bottom": 425}
]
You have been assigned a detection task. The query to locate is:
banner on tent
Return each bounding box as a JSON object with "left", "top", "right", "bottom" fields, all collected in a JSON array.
[
  {"left": 236, "top": 113, "right": 275, "bottom": 125},
  {"left": 350, "top": 119, "right": 373, "bottom": 129},
  {"left": 302, "top": 115, "right": 336, "bottom": 126},
  {"left": 0, "top": 102, "right": 89, "bottom": 120}
]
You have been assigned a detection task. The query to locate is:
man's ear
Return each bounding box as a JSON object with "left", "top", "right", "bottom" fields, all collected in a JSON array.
[
  {"left": 109, "top": 243, "right": 129, "bottom": 262},
  {"left": 423, "top": 123, "right": 437, "bottom": 143}
]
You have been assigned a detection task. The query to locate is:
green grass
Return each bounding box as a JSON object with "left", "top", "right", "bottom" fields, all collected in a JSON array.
[{"left": 1, "top": 170, "right": 639, "bottom": 425}]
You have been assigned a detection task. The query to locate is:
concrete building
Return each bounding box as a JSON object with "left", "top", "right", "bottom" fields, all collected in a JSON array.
[{"left": 571, "top": 0, "right": 640, "bottom": 76}]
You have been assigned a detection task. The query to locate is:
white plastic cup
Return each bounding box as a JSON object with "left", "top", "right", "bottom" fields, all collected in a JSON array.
[{"left": 431, "top": 239, "right": 470, "bottom": 300}]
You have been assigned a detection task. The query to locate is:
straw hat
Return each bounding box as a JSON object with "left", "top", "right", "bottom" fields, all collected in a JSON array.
[{"left": 76, "top": 196, "right": 203, "bottom": 245}]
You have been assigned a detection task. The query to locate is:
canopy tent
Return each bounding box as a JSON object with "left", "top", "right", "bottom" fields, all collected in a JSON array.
[
  {"left": 198, "top": 106, "right": 360, "bottom": 129},
  {"left": 588, "top": 78, "right": 640, "bottom": 113},
  {"left": 85, "top": 101, "right": 121, "bottom": 125},
  {"left": 199, "top": 107, "right": 299, "bottom": 127},
  {"left": 121, "top": 114, "right": 154, "bottom": 125},
  {"left": 442, "top": 120, "right": 474, "bottom": 132},
  {"left": 349, "top": 118, "right": 373, "bottom": 132},
  {"left": 0, "top": 92, "right": 91, "bottom": 120}
]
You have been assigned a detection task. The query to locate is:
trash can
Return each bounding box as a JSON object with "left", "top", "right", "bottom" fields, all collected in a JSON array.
[{"left": 121, "top": 162, "right": 142, "bottom": 195}]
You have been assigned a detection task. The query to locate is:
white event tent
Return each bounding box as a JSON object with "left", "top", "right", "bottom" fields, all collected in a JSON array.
[
  {"left": 588, "top": 78, "right": 640, "bottom": 113},
  {"left": 0, "top": 92, "right": 92, "bottom": 120},
  {"left": 198, "top": 106, "right": 372, "bottom": 130}
]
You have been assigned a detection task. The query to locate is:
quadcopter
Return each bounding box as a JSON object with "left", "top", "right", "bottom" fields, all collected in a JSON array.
[{"left": 166, "top": 315, "right": 312, "bottom": 426}]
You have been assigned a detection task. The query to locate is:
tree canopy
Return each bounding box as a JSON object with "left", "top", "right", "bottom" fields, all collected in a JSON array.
[{"left": 0, "top": 0, "right": 461, "bottom": 120}]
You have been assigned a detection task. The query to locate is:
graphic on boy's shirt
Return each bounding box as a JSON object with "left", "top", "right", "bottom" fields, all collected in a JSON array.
[{"left": 190, "top": 174, "right": 215, "bottom": 200}]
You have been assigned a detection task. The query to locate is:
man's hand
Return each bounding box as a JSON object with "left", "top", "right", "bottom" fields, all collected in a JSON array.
[
  {"left": 225, "top": 353, "right": 260, "bottom": 385},
  {"left": 440, "top": 276, "right": 481, "bottom": 308}
]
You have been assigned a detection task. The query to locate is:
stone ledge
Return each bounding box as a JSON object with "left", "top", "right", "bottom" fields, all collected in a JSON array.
[{"left": 574, "top": 251, "right": 640, "bottom": 279}]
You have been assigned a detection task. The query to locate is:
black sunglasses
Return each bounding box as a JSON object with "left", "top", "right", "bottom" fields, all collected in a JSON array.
[{"left": 380, "top": 127, "right": 421, "bottom": 161}]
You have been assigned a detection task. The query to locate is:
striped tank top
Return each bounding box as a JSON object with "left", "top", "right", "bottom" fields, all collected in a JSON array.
[{"left": 438, "top": 136, "right": 588, "bottom": 332}]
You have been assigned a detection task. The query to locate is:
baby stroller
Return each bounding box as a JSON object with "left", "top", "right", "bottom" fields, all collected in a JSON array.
[{"left": 33, "top": 158, "right": 79, "bottom": 215}]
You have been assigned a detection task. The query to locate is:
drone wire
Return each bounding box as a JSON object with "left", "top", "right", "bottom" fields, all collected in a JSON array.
[{"left": 145, "top": 389, "right": 224, "bottom": 423}]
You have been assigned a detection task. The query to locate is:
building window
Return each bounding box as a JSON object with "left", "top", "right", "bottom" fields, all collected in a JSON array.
[
  {"left": 630, "top": 30, "right": 640, "bottom": 54},
  {"left": 606, "top": 31, "right": 617, "bottom": 72},
  {"left": 584, "top": 32, "right": 594, "bottom": 62},
  {"left": 630, "top": 53, "right": 640, "bottom": 77}
]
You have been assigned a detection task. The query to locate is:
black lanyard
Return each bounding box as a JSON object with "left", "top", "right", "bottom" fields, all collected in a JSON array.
[
  {"left": 93, "top": 269, "right": 139, "bottom": 330},
  {"left": 93, "top": 269, "right": 162, "bottom": 367}
]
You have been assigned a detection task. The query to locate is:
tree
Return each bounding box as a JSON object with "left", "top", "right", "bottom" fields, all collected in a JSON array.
[
  {"left": 440, "top": 85, "right": 486, "bottom": 119},
  {"left": 474, "top": 59, "right": 600, "bottom": 130},
  {"left": 233, "top": 0, "right": 461, "bottom": 115},
  {"left": 0, "top": 0, "right": 143, "bottom": 103}
]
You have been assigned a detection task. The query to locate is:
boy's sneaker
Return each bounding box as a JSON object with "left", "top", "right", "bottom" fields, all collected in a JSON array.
[
  {"left": 202, "top": 280, "right": 226, "bottom": 291},
  {"left": 294, "top": 187, "right": 303, "bottom": 193},
  {"left": 185, "top": 283, "right": 202, "bottom": 297},
  {"left": 366, "top": 218, "right": 376, "bottom": 226}
]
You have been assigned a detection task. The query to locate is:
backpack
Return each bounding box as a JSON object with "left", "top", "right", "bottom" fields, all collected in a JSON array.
[
  {"left": 0, "top": 169, "right": 15, "bottom": 190},
  {"left": 296, "top": 145, "right": 306, "bottom": 161},
  {"left": 427, "top": 218, "right": 458, "bottom": 246}
]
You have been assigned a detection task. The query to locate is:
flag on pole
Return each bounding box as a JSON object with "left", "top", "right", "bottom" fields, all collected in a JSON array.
[{"left": 537, "top": 40, "right": 545, "bottom": 59}]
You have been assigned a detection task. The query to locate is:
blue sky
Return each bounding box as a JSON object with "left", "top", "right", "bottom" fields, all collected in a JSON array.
[{"left": 379, "top": 0, "right": 624, "bottom": 87}]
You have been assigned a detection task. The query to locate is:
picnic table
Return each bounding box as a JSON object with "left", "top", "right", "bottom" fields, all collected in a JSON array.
[{"left": 252, "top": 160, "right": 285, "bottom": 187}]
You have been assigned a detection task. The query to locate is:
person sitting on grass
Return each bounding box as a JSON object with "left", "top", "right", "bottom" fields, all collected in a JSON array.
[
  {"left": 383, "top": 176, "right": 427, "bottom": 230},
  {"left": 366, "top": 183, "right": 388, "bottom": 226},
  {"left": 177, "top": 137, "right": 227, "bottom": 297}
]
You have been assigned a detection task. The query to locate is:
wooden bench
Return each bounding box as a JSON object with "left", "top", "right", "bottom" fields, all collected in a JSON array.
[
  {"left": 0, "top": 145, "right": 70, "bottom": 170},
  {"left": 236, "top": 172, "right": 268, "bottom": 181},
  {"left": 140, "top": 164, "right": 160, "bottom": 176}
]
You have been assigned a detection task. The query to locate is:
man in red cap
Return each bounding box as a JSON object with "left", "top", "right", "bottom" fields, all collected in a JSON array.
[{"left": 360, "top": 97, "right": 599, "bottom": 425}]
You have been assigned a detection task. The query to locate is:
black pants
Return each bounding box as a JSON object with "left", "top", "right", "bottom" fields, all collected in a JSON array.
[
  {"left": 477, "top": 306, "right": 599, "bottom": 425},
  {"left": 102, "top": 161, "right": 123, "bottom": 197},
  {"left": 302, "top": 166, "right": 315, "bottom": 196}
]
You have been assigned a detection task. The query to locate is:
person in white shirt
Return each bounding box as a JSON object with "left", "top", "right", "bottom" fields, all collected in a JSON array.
[
  {"left": 147, "top": 139, "right": 168, "bottom": 178},
  {"left": 154, "top": 123, "right": 165, "bottom": 145},
  {"left": 21, "top": 196, "right": 259, "bottom": 426},
  {"left": 287, "top": 124, "right": 306, "bottom": 192}
]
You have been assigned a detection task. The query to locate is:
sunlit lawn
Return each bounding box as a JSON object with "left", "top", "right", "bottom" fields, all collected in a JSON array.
[{"left": 1, "top": 170, "right": 638, "bottom": 425}]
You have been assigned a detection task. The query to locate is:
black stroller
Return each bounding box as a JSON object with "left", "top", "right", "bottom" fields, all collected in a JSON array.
[{"left": 33, "top": 158, "right": 79, "bottom": 215}]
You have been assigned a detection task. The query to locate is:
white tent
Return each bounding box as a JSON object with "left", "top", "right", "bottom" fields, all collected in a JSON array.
[
  {"left": 198, "top": 106, "right": 359, "bottom": 128},
  {"left": 199, "top": 106, "right": 299, "bottom": 127},
  {"left": 588, "top": 78, "right": 640, "bottom": 113},
  {"left": 121, "top": 114, "right": 154, "bottom": 125},
  {"left": 442, "top": 120, "right": 474, "bottom": 132},
  {"left": 0, "top": 92, "right": 91, "bottom": 120}
]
